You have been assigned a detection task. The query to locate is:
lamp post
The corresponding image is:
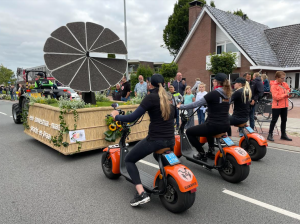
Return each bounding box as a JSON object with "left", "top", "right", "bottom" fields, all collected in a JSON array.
[{"left": 124, "top": 0, "right": 129, "bottom": 79}]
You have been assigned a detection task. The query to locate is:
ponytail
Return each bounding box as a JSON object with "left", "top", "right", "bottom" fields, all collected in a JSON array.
[
  {"left": 222, "top": 79, "right": 232, "bottom": 98},
  {"left": 158, "top": 83, "right": 170, "bottom": 121},
  {"left": 242, "top": 81, "right": 252, "bottom": 103}
]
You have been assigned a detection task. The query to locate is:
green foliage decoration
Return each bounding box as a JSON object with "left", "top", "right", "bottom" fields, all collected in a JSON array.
[
  {"left": 95, "top": 92, "right": 110, "bottom": 102},
  {"left": 208, "top": 52, "right": 238, "bottom": 75},
  {"left": 104, "top": 111, "right": 133, "bottom": 142}
]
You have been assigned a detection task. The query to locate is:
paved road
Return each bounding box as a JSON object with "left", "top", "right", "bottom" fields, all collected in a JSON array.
[{"left": 1, "top": 100, "right": 300, "bottom": 224}]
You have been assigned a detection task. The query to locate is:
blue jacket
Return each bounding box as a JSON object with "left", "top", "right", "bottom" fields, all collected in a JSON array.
[
  {"left": 263, "top": 79, "right": 270, "bottom": 92},
  {"left": 172, "top": 80, "right": 186, "bottom": 96}
]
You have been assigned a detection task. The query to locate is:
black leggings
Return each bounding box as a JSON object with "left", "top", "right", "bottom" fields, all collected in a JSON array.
[
  {"left": 125, "top": 138, "right": 175, "bottom": 185},
  {"left": 227, "top": 116, "right": 248, "bottom": 136},
  {"left": 269, "top": 108, "right": 288, "bottom": 134},
  {"left": 186, "top": 122, "right": 229, "bottom": 153}
]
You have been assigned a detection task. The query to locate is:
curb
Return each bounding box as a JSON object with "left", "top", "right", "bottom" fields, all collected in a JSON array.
[{"left": 231, "top": 137, "right": 300, "bottom": 153}]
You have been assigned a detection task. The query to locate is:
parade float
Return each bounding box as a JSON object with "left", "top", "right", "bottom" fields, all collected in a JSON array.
[{"left": 14, "top": 22, "right": 149, "bottom": 155}]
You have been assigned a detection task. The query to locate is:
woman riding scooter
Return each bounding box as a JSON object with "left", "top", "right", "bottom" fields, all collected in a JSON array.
[
  {"left": 111, "top": 74, "right": 176, "bottom": 206},
  {"left": 227, "top": 77, "right": 252, "bottom": 137},
  {"left": 178, "top": 73, "right": 232, "bottom": 161}
]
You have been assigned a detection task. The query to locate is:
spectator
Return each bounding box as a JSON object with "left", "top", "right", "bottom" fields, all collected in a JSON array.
[
  {"left": 121, "top": 76, "right": 131, "bottom": 102},
  {"left": 10, "top": 85, "right": 17, "bottom": 101},
  {"left": 172, "top": 72, "right": 186, "bottom": 96},
  {"left": 146, "top": 77, "right": 151, "bottom": 95},
  {"left": 262, "top": 73, "right": 270, "bottom": 98},
  {"left": 112, "top": 84, "right": 122, "bottom": 101},
  {"left": 195, "top": 83, "right": 207, "bottom": 124},
  {"left": 6, "top": 86, "right": 10, "bottom": 95},
  {"left": 0, "top": 86, "right": 3, "bottom": 94},
  {"left": 267, "top": 71, "right": 292, "bottom": 142},
  {"left": 243, "top": 72, "right": 264, "bottom": 129},
  {"left": 134, "top": 75, "right": 147, "bottom": 97},
  {"left": 253, "top": 73, "right": 264, "bottom": 100},
  {"left": 17, "top": 84, "right": 23, "bottom": 97},
  {"left": 183, "top": 86, "right": 195, "bottom": 129},
  {"left": 191, "top": 78, "right": 201, "bottom": 94},
  {"left": 212, "top": 79, "right": 218, "bottom": 90},
  {"left": 169, "top": 84, "right": 183, "bottom": 130}
]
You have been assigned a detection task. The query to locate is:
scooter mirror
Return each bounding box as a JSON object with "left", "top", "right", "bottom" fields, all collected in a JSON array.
[{"left": 111, "top": 103, "right": 119, "bottom": 109}]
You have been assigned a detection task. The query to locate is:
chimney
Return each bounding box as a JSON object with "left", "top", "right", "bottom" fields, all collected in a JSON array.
[
  {"left": 242, "top": 14, "right": 247, "bottom": 21},
  {"left": 189, "top": 0, "right": 203, "bottom": 31}
]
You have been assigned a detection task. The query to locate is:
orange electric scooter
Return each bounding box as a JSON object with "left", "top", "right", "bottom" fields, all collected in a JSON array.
[
  {"left": 235, "top": 123, "right": 268, "bottom": 161},
  {"left": 173, "top": 109, "right": 251, "bottom": 183},
  {"left": 101, "top": 103, "right": 198, "bottom": 213}
]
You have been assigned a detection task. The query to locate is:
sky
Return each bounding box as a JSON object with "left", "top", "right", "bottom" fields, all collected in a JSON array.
[{"left": 0, "top": 0, "right": 300, "bottom": 75}]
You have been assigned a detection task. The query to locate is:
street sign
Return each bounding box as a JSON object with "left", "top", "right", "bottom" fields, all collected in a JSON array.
[{"left": 8, "top": 82, "right": 11, "bottom": 83}]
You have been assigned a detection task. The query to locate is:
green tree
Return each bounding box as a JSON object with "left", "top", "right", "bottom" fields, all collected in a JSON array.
[
  {"left": 208, "top": 52, "right": 238, "bottom": 75},
  {"left": 0, "top": 64, "right": 16, "bottom": 86},
  {"left": 162, "top": 0, "right": 207, "bottom": 56},
  {"left": 159, "top": 62, "right": 178, "bottom": 84},
  {"left": 210, "top": 1, "right": 216, "bottom": 7},
  {"left": 107, "top": 54, "right": 116, "bottom": 59},
  {"left": 130, "top": 65, "right": 153, "bottom": 92}
]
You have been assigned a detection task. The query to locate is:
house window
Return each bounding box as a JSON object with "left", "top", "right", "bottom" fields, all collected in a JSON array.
[
  {"left": 216, "top": 42, "right": 239, "bottom": 54},
  {"left": 217, "top": 45, "right": 224, "bottom": 54},
  {"left": 226, "top": 43, "right": 239, "bottom": 53}
]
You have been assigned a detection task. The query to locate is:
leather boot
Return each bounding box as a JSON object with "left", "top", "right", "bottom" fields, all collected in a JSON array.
[
  {"left": 281, "top": 133, "right": 292, "bottom": 141},
  {"left": 267, "top": 133, "right": 274, "bottom": 141}
]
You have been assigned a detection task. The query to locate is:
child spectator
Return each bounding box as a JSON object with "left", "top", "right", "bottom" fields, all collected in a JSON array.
[
  {"left": 184, "top": 86, "right": 195, "bottom": 129},
  {"left": 195, "top": 83, "right": 207, "bottom": 124}
]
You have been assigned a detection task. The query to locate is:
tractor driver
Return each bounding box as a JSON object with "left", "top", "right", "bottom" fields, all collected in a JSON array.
[{"left": 34, "top": 72, "right": 54, "bottom": 89}]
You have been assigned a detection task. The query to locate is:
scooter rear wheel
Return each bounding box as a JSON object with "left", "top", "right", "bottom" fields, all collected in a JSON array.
[
  {"left": 241, "top": 139, "right": 267, "bottom": 161},
  {"left": 159, "top": 176, "right": 195, "bottom": 213},
  {"left": 101, "top": 152, "right": 120, "bottom": 179},
  {"left": 218, "top": 154, "right": 250, "bottom": 183}
]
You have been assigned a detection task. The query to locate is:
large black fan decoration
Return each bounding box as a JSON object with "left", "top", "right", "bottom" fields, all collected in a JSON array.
[{"left": 43, "top": 22, "right": 128, "bottom": 93}]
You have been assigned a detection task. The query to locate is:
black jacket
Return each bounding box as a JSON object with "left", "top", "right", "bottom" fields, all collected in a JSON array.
[{"left": 250, "top": 78, "right": 264, "bottom": 102}]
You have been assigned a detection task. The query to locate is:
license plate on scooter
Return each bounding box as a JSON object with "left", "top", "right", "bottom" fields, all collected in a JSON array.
[
  {"left": 245, "top": 127, "right": 255, "bottom": 133},
  {"left": 222, "top": 137, "right": 235, "bottom": 146},
  {"left": 164, "top": 152, "right": 180, "bottom": 166}
]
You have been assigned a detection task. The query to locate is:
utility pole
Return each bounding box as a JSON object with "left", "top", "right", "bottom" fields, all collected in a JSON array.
[{"left": 124, "top": 0, "right": 129, "bottom": 79}]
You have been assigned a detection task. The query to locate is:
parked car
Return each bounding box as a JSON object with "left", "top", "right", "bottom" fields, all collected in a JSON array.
[{"left": 57, "top": 87, "right": 81, "bottom": 101}]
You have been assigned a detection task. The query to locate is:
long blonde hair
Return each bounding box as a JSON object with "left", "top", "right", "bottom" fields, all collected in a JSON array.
[
  {"left": 242, "top": 81, "right": 252, "bottom": 103},
  {"left": 218, "top": 79, "right": 232, "bottom": 98},
  {"left": 184, "top": 86, "right": 191, "bottom": 95},
  {"left": 158, "top": 83, "right": 171, "bottom": 120},
  {"left": 261, "top": 73, "right": 268, "bottom": 81}
]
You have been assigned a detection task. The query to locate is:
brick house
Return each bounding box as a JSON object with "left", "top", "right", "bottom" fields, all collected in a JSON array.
[{"left": 174, "top": 1, "right": 300, "bottom": 90}]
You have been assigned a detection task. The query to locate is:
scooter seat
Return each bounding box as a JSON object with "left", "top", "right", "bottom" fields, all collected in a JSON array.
[
  {"left": 234, "top": 123, "right": 247, "bottom": 128},
  {"left": 213, "top": 133, "right": 227, "bottom": 138},
  {"left": 155, "top": 148, "right": 170, "bottom": 154}
]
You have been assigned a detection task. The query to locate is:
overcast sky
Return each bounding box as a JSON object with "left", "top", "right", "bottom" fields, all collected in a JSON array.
[{"left": 1, "top": 0, "right": 300, "bottom": 74}]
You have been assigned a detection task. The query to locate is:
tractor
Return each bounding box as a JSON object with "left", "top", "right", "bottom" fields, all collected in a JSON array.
[{"left": 12, "top": 70, "right": 71, "bottom": 124}]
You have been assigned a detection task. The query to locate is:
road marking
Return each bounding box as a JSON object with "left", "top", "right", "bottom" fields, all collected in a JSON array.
[
  {"left": 223, "top": 189, "right": 300, "bottom": 221},
  {"left": 0, "top": 112, "right": 7, "bottom": 115},
  {"left": 10, "top": 116, "right": 12, "bottom": 117},
  {"left": 139, "top": 160, "right": 159, "bottom": 169}
]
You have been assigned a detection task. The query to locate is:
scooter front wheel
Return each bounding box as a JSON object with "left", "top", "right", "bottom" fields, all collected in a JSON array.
[
  {"left": 241, "top": 139, "right": 267, "bottom": 161},
  {"left": 218, "top": 154, "right": 250, "bottom": 183},
  {"left": 101, "top": 152, "right": 121, "bottom": 179},
  {"left": 159, "top": 176, "right": 195, "bottom": 213}
]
